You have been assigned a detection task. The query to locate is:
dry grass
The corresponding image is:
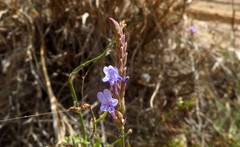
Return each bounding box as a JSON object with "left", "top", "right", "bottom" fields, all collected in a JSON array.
[{"left": 0, "top": 0, "right": 240, "bottom": 146}]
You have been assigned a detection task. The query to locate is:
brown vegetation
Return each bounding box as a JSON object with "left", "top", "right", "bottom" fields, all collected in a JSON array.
[{"left": 0, "top": 0, "right": 240, "bottom": 146}]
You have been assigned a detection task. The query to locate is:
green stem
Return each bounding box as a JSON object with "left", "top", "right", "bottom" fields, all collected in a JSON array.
[
  {"left": 78, "top": 112, "right": 86, "bottom": 140},
  {"left": 121, "top": 135, "right": 125, "bottom": 147},
  {"left": 68, "top": 48, "right": 110, "bottom": 142},
  {"left": 68, "top": 73, "right": 79, "bottom": 106},
  {"left": 89, "top": 107, "right": 96, "bottom": 140},
  {"left": 112, "top": 135, "right": 124, "bottom": 146},
  {"left": 95, "top": 111, "right": 108, "bottom": 124},
  {"left": 111, "top": 129, "right": 132, "bottom": 146}
]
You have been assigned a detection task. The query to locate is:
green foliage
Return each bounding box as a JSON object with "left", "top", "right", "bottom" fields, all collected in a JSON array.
[
  {"left": 61, "top": 134, "right": 103, "bottom": 147},
  {"left": 162, "top": 97, "right": 195, "bottom": 119},
  {"left": 168, "top": 140, "right": 183, "bottom": 147},
  {"left": 212, "top": 101, "right": 240, "bottom": 146},
  {"left": 63, "top": 134, "right": 90, "bottom": 146},
  {"left": 177, "top": 97, "right": 195, "bottom": 110}
]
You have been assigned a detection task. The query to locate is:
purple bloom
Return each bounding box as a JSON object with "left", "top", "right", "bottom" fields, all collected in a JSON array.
[
  {"left": 124, "top": 76, "right": 129, "bottom": 84},
  {"left": 102, "top": 65, "right": 122, "bottom": 86},
  {"left": 189, "top": 25, "right": 196, "bottom": 33},
  {"left": 97, "top": 89, "right": 118, "bottom": 113}
]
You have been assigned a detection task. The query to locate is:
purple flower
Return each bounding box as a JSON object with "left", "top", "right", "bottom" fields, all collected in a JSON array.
[
  {"left": 124, "top": 76, "right": 129, "bottom": 84},
  {"left": 97, "top": 89, "right": 118, "bottom": 113},
  {"left": 189, "top": 25, "right": 196, "bottom": 33},
  {"left": 102, "top": 65, "right": 122, "bottom": 86}
]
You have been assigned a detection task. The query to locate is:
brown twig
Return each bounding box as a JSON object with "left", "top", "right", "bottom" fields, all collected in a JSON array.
[{"left": 40, "top": 42, "right": 75, "bottom": 144}]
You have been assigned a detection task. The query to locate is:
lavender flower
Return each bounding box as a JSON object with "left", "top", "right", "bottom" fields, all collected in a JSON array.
[
  {"left": 97, "top": 89, "right": 118, "bottom": 113},
  {"left": 189, "top": 25, "right": 196, "bottom": 33},
  {"left": 102, "top": 65, "right": 122, "bottom": 86},
  {"left": 124, "top": 76, "right": 129, "bottom": 85}
]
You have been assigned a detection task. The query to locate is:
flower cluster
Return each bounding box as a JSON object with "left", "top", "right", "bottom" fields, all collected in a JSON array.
[{"left": 97, "top": 18, "right": 128, "bottom": 132}]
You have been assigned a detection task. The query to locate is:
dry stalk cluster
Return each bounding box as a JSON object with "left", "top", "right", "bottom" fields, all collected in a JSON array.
[{"left": 1, "top": 0, "right": 239, "bottom": 146}]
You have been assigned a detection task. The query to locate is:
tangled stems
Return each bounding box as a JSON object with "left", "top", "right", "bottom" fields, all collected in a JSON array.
[
  {"left": 68, "top": 48, "right": 110, "bottom": 106},
  {"left": 68, "top": 47, "right": 111, "bottom": 143}
]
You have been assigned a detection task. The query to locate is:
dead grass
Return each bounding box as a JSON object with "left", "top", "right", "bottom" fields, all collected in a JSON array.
[{"left": 0, "top": 0, "right": 240, "bottom": 146}]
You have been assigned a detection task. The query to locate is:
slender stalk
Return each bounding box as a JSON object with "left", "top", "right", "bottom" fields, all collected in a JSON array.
[
  {"left": 68, "top": 75, "right": 86, "bottom": 140},
  {"left": 72, "top": 136, "right": 77, "bottom": 147},
  {"left": 95, "top": 111, "right": 108, "bottom": 124},
  {"left": 111, "top": 129, "right": 132, "bottom": 146},
  {"left": 68, "top": 74, "right": 79, "bottom": 106},
  {"left": 68, "top": 48, "right": 110, "bottom": 142},
  {"left": 78, "top": 112, "right": 86, "bottom": 140},
  {"left": 121, "top": 135, "right": 125, "bottom": 147},
  {"left": 89, "top": 110, "right": 108, "bottom": 143},
  {"left": 111, "top": 135, "right": 125, "bottom": 146},
  {"left": 89, "top": 107, "right": 96, "bottom": 139}
]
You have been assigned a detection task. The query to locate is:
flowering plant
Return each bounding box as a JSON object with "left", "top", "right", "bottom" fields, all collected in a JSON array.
[
  {"left": 98, "top": 18, "right": 129, "bottom": 131},
  {"left": 66, "top": 18, "right": 131, "bottom": 147}
]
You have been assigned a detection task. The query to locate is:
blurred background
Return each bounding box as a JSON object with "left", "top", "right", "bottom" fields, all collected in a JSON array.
[{"left": 0, "top": 0, "right": 240, "bottom": 146}]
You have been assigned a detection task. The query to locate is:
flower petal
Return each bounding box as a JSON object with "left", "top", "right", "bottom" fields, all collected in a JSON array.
[
  {"left": 111, "top": 99, "right": 118, "bottom": 107},
  {"left": 102, "top": 77, "right": 109, "bottom": 82},
  {"left": 113, "top": 67, "right": 118, "bottom": 73},
  {"left": 117, "top": 76, "right": 122, "bottom": 80},
  {"left": 97, "top": 92, "right": 107, "bottom": 104},
  {"left": 109, "top": 65, "right": 114, "bottom": 70},
  {"left": 100, "top": 104, "right": 108, "bottom": 111},
  {"left": 103, "top": 66, "right": 109, "bottom": 75},
  {"left": 103, "top": 89, "right": 112, "bottom": 100},
  {"left": 107, "top": 106, "right": 115, "bottom": 113}
]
